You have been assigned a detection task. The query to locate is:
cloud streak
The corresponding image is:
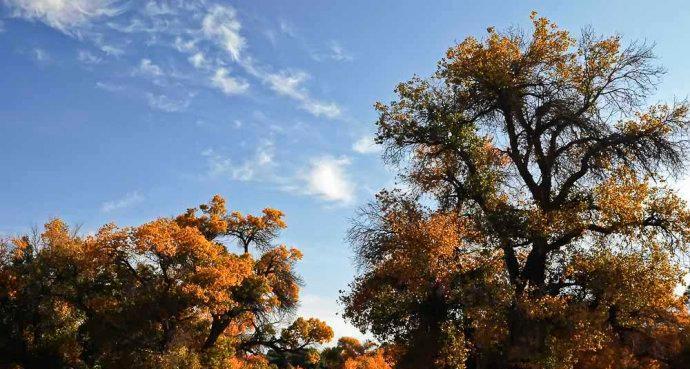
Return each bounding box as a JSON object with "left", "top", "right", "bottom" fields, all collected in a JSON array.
[
  {"left": 101, "top": 191, "right": 144, "bottom": 213},
  {"left": 251, "top": 65, "right": 342, "bottom": 118},
  {"left": 4, "top": 0, "right": 123, "bottom": 35},
  {"left": 77, "top": 49, "right": 103, "bottom": 64},
  {"left": 211, "top": 67, "right": 249, "bottom": 95},
  {"left": 352, "top": 135, "right": 381, "bottom": 154},
  {"left": 202, "top": 146, "right": 356, "bottom": 205},
  {"left": 5, "top": 1, "right": 343, "bottom": 119},
  {"left": 201, "top": 5, "right": 245, "bottom": 62},
  {"left": 146, "top": 93, "right": 191, "bottom": 112},
  {"left": 203, "top": 140, "right": 275, "bottom": 181},
  {"left": 312, "top": 40, "right": 354, "bottom": 62},
  {"left": 178, "top": 4, "right": 342, "bottom": 118}
]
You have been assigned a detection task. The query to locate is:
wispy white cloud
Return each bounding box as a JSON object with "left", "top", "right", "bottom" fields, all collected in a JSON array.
[
  {"left": 4, "top": 0, "right": 123, "bottom": 35},
  {"left": 189, "top": 5, "right": 342, "bottom": 118},
  {"left": 6, "top": 1, "right": 343, "bottom": 119},
  {"left": 201, "top": 143, "right": 355, "bottom": 205},
  {"left": 301, "top": 100, "right": 341, "bottom": 119},
  {"left": 188, "top": 52, "right": 207, "bottom": 69},
  {"left": 263, "top": 29, "right": 277, "bottom": 46},
  {"left": 173, "top": 36, "right": 196, "bottom": 52},
  {"left": 327, "top": 41, "right": 353, "bottom": 62},
  {"left": 300, "top": 155, "right": 355, "bottom": 204},
  {"left": 95, "top": 81, "right": 124, "bottom": 92},
  {"left": 278, "top": 19, "right": 297, "bottom": 38},
  {"left": 264, "top": 70, "right": 308, "bottom": 99},
  {"left": 263, "top": 70, "right": 341, "bottom": 118},
  {"left": 211, "top": 67, "right": 249, "bottom": 95},
  {"left": 31, "top": 47, "right": 50, "bottom": 63},
  {"left": 202, "top": 140, "right": 275, "bottom": 181},
  {"left": 77, "top": 49, "right": 102, "bottom": 64},
  {"left": 272, "top": 19, "right": 352, "bottom": 63},
  {"left": 352, "top": 135, "right": 381, "bottom": 154},
  {"left": 135, "top": 58, "right": 163, "bottom": 77},
  {"left": 146, "top": 92, "right": 191, "bottom": 112},
  {"left": 99, "top": 43, "right": 124, "bottom": 56},
  {"left": 142, "top": 0, "right": 177, "bottom": 17},
  {"left": 201, "top": 5, "right": 245, "bottom": 61},
  {"left": 101, "top": 191, "right": 144, "bottom": 213},
  {"left": 312, "top": 41, "right": 353, "bottom": 62}
]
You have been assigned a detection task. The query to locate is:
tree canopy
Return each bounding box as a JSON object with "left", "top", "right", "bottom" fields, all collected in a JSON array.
[
  {"left": 342, "top": 12, "right": 690, "bottom": 369},
  {"left": 0, "top": 195, "right": 342, "bottom": 369}
]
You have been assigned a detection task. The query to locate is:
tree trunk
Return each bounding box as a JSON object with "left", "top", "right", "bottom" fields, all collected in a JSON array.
[{"left": 202, "top": 315, "right": 230, "bottom": 350}]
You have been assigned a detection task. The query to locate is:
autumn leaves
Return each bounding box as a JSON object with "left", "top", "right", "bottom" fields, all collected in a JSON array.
[
  {"left": 0, "top": 196, "right": 337, "bottom": 368},
  {"left": 344, "top": 12, "right": 690, "bottom": 369}
]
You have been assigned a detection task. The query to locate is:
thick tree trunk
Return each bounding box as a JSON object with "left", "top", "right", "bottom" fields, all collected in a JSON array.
[
  {"left": 202, "top": 315, "right": 230, "bottom": 350},
  {"left": 522, "top": 241, "right": 548, "bottom": 288},
  {"left": 397, "top": 285, "right": 448, "bottom": 369},
  {"left": 504, "top": 295, "right": 555, "bottom": 368},
  {"left": 505, "top": 241, "right": 551, "bottom": 368}
]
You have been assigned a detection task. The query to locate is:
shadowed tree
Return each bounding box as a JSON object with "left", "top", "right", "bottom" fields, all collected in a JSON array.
[
  {"left": 342, "top": 13, "right": 690, "bottom": 369},
  {"left": 320, "top": 337, "right": 392, "bottom": 369}
]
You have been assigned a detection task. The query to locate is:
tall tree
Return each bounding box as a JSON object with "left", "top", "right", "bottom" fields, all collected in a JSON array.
[{"left": 343, "top": 13, "right": 690, "bottom": 369}]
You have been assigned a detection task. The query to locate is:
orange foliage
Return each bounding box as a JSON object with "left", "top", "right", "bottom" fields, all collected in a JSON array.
[
  {"left": 0, "top": 195, "right": 332, "bottom": 369},
  {"left": 348, "top": 11, "right": 690, "bottom": 369}
]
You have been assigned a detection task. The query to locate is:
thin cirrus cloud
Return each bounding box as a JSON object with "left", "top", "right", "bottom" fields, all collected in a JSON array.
[
  {"left": 3, "top": 1, "right": 342, "bottom": 119},
  {"left": 146, "top": 92, "right": 192, "bottom": 112},
  {"left": 3, "top": 0, "right": 124, "bottom": 35},
  {"left": 202, "top": 140, "right": 275, "bottom": 182},
  {"left": 6, "top": 1, "right": 357, "bottom": 205},
  {"left": 311, "top": 41, "right": 354, "bottom": 62},
  {"left": 267, "top": 71, "right": 341, "bottom": 117},
  {"left": 201, "top": 5, "right": 245, "bottom": 62},
  {"left": 188, "top": 52, "right": 207, "bottom": 69},
  {"left": 259, "top": 69, "right": 341, "bottom": 118},
  {"left": 276, "top": 19, "right": 353, "bottom": 63},
  {"left": 134, "top": 58, "right": 163, "bottom": 77},
  {"left": 171, "top": 3, "right": 342, "bottom": 118},
  {"left": 203, "top": 147, "right": 355, "bottom": 205},
  {"left": 352, "top": 135, "right": 381, "bottom": 154},
  {"left": 211, "top": 67, "right": 249, "bottom": 95},
  {"left": 77, "top": 50, "right": 102, "bottom": 64},
  {"left": 31, "top": 47, "right": 50, "bottom": 63},
  {"left": 327, "top": 41, "right": 353, "bottom": 62},
  {"left": 95, "top": 81, "right": 124, "bottom": 92},
  {"left": 101, "top": 191, "right": 144, "bottom": 213}
]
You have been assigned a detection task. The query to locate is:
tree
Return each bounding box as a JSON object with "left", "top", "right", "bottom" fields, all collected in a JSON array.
[
  {"left": 320, "top": 337, "right": 377, "bottom": 369},
  {"left": 342, "top": 350, "right": 392, "bottom": 369},
  {"left": 0, "top": 195, "right": 332, "bottom": 369},
  {"left": 266, "top": 317, "right": 335, "bottom": 368},
  {"left": 320, "top": 337, "right": 392, "bottom": 369},
  {"left": 342, "top": 12, "right": 690, "bottom": 369}
]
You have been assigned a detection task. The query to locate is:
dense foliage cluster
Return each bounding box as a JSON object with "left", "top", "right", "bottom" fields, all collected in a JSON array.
[
  {"left": 0, "top": 196, "right": 388, "bottom": 369},
  {"left": 342, "top": 13, "right": 690, "bottom": 369}
]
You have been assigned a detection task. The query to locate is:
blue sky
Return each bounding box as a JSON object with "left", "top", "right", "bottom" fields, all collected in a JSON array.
[{"left": 2, "top": 0, "right": 690, "bottom": 340}]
